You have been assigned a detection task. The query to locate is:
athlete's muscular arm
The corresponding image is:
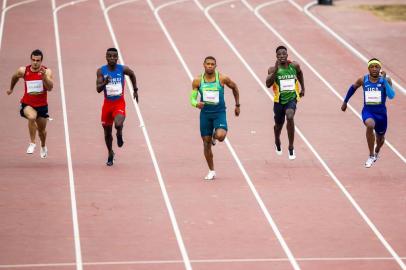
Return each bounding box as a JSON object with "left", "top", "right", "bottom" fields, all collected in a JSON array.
[
  {"left": 96, "top": 68, "right": 109, "bottom": 93},
  {"left": 292, "top": 61, "right": 305, "bottom": 97},
  {"left": 6, "top": 67, "right": 25, "bottom": 95},
  {"left": 221, "top": 74, "right": 240, "bottom": 116},
  {"left": 192, "top": 77, "right": 204, "bottom": 109},
  {"left": 123, "top": 66, "right": 139, "bottom": 102},
  {"left": 40, "top": 68, "right": 53, "bottom": 91},
  {"left": 341, "top": 77, "right": 363, "bottom": 112},
  {"left": 265, "top": 61, "right": 278, "bottom": 88}
]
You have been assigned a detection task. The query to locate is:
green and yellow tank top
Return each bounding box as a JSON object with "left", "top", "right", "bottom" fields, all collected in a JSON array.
[
  {"left": 272, "top": 63, "right": 300, "bottom": 104},
  {"left": 198, "top": 71, "right": 226, "bottom": 113}
]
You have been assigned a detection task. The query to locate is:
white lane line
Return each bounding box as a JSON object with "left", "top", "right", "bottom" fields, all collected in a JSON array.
[
  {"left": 152, "top": 0, "right": 300, "bottom": 269},
  {"left": 247, "top": 0, "right": 406, "bottom": 164},
  {"left": 2, "top": 256, "right": 406, "bottom": 268},
  {"left": 100, "top": 1, "right": 192, "bottom": 269},
  {"left": 202, "top": 1, "right": 406, "bottom": 269},
  {"left": 52, "top": 1, "right": 89, "bottom": 270},
  {"left": 0, "top": 0, "right": 38, "bottom": 50},
  {"left": 296, "top": 0, "right": 406, "bottom": 95}
]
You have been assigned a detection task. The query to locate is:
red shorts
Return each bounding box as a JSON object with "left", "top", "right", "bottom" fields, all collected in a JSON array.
[{"left": 101, "top": 98, "right": 126, "bottom": 126}]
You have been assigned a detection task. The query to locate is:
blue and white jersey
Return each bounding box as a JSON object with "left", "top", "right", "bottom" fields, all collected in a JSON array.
[
  {"left": 102, "top": 64, "right": 125, "bottom": 101},
  {"left": 362, "top": 75, "right": 387, "bottom": 112}
]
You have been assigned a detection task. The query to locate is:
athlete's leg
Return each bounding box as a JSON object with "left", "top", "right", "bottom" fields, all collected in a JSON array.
[
  {"left": 202, "top": 136, "right": 214, "bottom": 171},
  {"left": 286, "top": 108, "right": 296, "bottom": 150},
  {"left": 200, "top": 112, "right": 215, "bottom": 172},
  {"left": 375, "top": 134, "right": 385, "bottom": 155},
  {"left": 23, "top": 106, "right": 38, "bottom": 143},
  {"left": 364, "top": 118, "right": 375, "bottom": 157},
  {"left": 214, "top": 128, "right": 227, "bottom": 142},
  {"left": 273, "top": 103, "right": 285, "bottom": 151},
  {"left": 213, "top": 111, "right": 228, "bottom": 142},
  {"left": 114, "top": 114, "right": 125, "bottom": 147},
  {"left": 373, "top": 112, "right": 387, "bottom": 156},
  {"left": 36, "top": 117, "right": 47, "bottom": 147}
]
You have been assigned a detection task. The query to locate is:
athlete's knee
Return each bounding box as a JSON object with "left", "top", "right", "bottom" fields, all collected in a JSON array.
[
  {"left": 274, "top": 123, "right": 283, "bottom": 131},
  {"left": 285, "top": 111, "right": 295, "bottom": 121},
  {"left": 364, "top": 119, "right": 375, "bottom": 129},
  {"left": 215, "top": 129, "right": 227, "bottom": 142}
]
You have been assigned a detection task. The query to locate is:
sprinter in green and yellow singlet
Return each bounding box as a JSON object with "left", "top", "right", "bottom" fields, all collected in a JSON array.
[
  {"left": 266, "top": 46, "right": 305, "bottom": 160},
  {"left": 190, "top": 56, "right": 240, "bottom": 180}
]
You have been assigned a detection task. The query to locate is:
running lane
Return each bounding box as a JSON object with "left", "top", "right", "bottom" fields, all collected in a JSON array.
[
  {"left": 106, "top": 0, "right": 295, "bottom": 269},
  {"left": 55, "top": 0, "right": 184, "bottom": 269},
  {"left": 0, "top": 0, "right": 75, "bottom": 268},
  {"left": 197, "top": 0, "right": 406, "bottom": 267}
]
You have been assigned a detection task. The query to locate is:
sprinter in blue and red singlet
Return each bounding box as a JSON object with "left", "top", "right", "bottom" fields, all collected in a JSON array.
[
  {"left": 190, "top": 56, "right": 240, "bottom": 180},
  {"left": 341, "top": 58, "right": 395, "bottom": 168},
  {"left": 7, "top": 49, "right": 54, "bottom": 159},
  {"left": 96, "top": 48, "right": 139, "bottom": 166}
]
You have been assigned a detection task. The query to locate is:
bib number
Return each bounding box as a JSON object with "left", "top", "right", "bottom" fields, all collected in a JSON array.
[
  {"left": 365, "top": 90, "right": 381, "bottom": 104},
  {"left": 106, "top": 83, "right": 123, "bottom": 96},
  {"left": 280, "top": 79, "right": 295, "bottom": 92},
  {"left": 26, "top": 80, "right": 44, "bottom": 94},
  {"left": 203, "top": 90, "right": 219, "bottom": 104}
]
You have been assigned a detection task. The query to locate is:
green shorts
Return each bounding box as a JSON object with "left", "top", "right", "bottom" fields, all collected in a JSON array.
[{"left": 200, "top": 111, "right": 228, "bottom": 137}]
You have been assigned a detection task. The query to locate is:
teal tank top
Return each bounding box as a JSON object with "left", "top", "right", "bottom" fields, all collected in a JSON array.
[{"left": 198, "top": 71, "right": 225, "bottom": 113}]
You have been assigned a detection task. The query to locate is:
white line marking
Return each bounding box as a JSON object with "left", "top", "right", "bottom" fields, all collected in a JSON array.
[
  {"left": 202, "top": 0, "right": 406, "bottom": 269},
  {"left": 152, "top": 0, "right": 299, "bottom": 269},
  {"left": 52, "top": 1, "right": 89, "bottom": 270},
  {"left": 2, "top": 256, "right": 406, "bottom": 268},
  {"left": 296, "top": 0, "right": 406, "bottom": 95},
  {"left": 100, "top": 1, "right": 192, "bottom": 270},
  {"left": 245, "top": 0, "right": 406, "bottom": 164},
  {"left": 0, "top": 0, "right": 38, "bottom": 50}
]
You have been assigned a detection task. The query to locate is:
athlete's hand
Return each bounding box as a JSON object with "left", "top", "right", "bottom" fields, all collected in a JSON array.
[
  {"left": 299, "top": 89, "right": 305, "bottom": 97},
  {"left": 274, "top": 60, "right": 279, "bottom": 71},
  {"left": 6, "top": 89, "right": 13, "bottom": 95},
  {"left": 39, "top": 68, "right": 47, "bottom": 80},
  {"left": 341, "top": 102, "right": 347, "bottom": 112},
  {"left": 196, "top": 102, "right": 204, "bottom": 109},
  {"left": 104, "top": 75, "right": 111, "bottom": 85},
  {"left": 380, "top": 70, "right": 386, "bottom": 78},
  {"left": 133, "top": 91, "right": 138, "bottom": 102},
  {"left": 234, "top": 106, "right": 240, "bottom": 116}
]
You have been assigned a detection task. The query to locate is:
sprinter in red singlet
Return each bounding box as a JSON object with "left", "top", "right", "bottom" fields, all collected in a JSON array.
[{"left": 7, "top": 49, "right": 54, "bottom": 158}]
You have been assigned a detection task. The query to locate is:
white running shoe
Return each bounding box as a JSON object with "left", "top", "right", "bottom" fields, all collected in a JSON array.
[
  {"left": 26, "top": 143, "right": 36, "bottom": 154},
  {"left": 288, "top": 148, "right": 296, "bottom": 160},
  {"left": 40, "top": 146, "right": 48, "bottom": 159},
  {"left": 275, "top": 144, "right": 282, "bottom": 156},
  {"left": 365, "top": 155, "right": 376, "bottom": 168},
  {"left": 204, "top": 170, "right": 216, "bottom": 180}
]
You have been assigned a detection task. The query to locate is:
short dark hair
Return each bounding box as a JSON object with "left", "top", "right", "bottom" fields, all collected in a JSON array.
[
  {"left": 107, "top": 48, "right": 118, "bottom": 53},
  {"left": 276, "top": 45, "right": 287, "bottom": 53},
  {"left": 31, "top": 49, "right": 43, "bottom": 60},
  {"left": 204, "top": 56, "right": 216, "bottom": 63}
]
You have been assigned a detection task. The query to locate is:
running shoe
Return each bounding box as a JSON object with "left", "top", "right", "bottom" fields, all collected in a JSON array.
[
  {"left": 365, "top": 155, "right": 377, "bottom": 168},
  {"left": 204, "top": 170, "right": 216, "bottom": 180},
  {"left": 117, "top": 134, "right": 124, "bottom": 148},
  {"left": 40, "top": 146, "right": 48, "bottom": 159},
  {"left": 288, "top": 148, "right": 296, "bottom": 160},
  {"left": 106, "top": 152, "right": 115, "bottom": 166},
  {"left": 26, "top": 143, "right": 36, "bottom": 154},
  {"left": 275, "top": 144, "right": 282, "bottom": 155}
]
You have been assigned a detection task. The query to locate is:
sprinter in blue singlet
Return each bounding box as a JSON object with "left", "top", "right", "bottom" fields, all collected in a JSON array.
[
  {"left": 341, "top": 58, "right": 395, "bottom": 168},
  {"left": 190, "top": 56, "right": 241, "bottom": 180}
]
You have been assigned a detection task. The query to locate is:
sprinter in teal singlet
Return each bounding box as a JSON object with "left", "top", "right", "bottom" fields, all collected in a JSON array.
[{"left": 190, "top": 56, "right": 240, "bottom": 180}]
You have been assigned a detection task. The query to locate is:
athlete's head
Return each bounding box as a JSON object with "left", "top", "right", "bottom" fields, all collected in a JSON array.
[
  {"left": 106, "top": 48, "right": 119, "bottom": 66},
  {"left": 30, "top": 49, "right": 43, "bottom": 70},
  {"left": 275, "top": 45, "right": 288, "bottom": 65},
  {"left": 203, "top": 56, "right": 217, "bottom": 75},
  {"left": 368, "top": 58, "right": 381, "bottom": 78}
]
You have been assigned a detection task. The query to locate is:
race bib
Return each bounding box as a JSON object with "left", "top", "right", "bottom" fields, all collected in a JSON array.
[
  {"left": 365, "top": 90, "right": 381, "bottom": 104},
  {"left": 280, "top": 79, "right": 295, "bottom": 92},
  {"left": 26, "top": 80, "right": 44, "bottom": 94},
  {"left": 106, "top": 83, "right": 123, "bottom": 96},
  {"left": 203, "top": 90, "right": 219, "bottom": 104}
]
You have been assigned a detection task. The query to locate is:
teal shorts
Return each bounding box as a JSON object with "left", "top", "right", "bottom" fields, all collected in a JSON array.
[{"left": 200, "top": 111, "right": 228, "bottom": 137}]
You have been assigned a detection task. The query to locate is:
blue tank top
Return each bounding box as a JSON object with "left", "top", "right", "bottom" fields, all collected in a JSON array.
[
  {"left": 362, "top": 75, "right": 387, "bottom": 112},
  {"left": 198, "top": 71, "right": 226, "bottom": 113},
  {"left": 101, "top": 64, "right": 125, "bottom": 101}
]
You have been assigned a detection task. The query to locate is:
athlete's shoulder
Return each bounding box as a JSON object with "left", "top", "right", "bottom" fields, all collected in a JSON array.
[
  {"left": 192, "top": 76, "right": 201, "bottom": 88},
  {"left": 290, "top": 61, "right": 301, "bottom": 70}
]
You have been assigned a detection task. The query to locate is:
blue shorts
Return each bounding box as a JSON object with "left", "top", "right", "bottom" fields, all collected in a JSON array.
[
  {"left": 362, "top": 107, "right": 387, "bottom": 135},
  {"left": 200, "top": 111, "right": 228, "bottom": 137}
]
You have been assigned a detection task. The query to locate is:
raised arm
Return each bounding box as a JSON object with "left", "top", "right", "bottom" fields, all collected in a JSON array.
[
  {"left": 191, "top": 77, "right": 204, "bottom": 109},
  {"left": 96, "top": 68, "right": 109, "bottom": 93},
  {"left": 40, "top": 68, "right": 53, "bottom": 91},
  {"left": 265, "top": 61, "right": 278, "bottom": 88},
  {"left": 221, "top": 74, "right": 240, "bottom": 116},
  {"left": 6, "top": 67, "right": 25, "bottom": 95},
  {"left": 124, "top": 65, "right": 138, "bottom": 102}
]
